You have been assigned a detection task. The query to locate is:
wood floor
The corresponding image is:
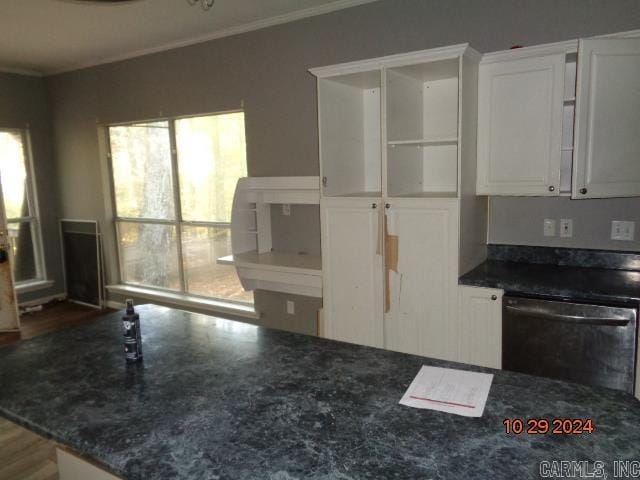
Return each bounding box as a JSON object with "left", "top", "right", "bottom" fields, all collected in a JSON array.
[
  {"left": 0, "top": 301, "right": 108, "bottom": 346},
  {"left": 0, "top": 418, "right": 58, "bottom": 480},
  {"left": 0, "top": 301, "right": 113, "bottom": 480}
]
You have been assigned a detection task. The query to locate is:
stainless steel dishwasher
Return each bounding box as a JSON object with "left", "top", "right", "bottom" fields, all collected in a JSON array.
[{"left": 502, "top": 295, "right": 638, "bottom": 394}]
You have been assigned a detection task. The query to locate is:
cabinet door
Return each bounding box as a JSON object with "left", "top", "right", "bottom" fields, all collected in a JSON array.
[
  {"left": 458, "top": 286, "right": 503, "bottom": 369},
  {"left": 477, "top": 54, "right": 565, "bottom": 195},
  {"left": 384, "top": 198, "right": 459, "bottom": 361},
  {"left": 573, "top": 38, "right": 640, "bottom": 199},
  {"left": 320, "top": 197, "right": 384, "bottom": 347}
]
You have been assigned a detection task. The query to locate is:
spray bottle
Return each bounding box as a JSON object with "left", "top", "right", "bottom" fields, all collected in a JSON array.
[{"left": 122, "top": 299, "right": 142, "bottom": 363}]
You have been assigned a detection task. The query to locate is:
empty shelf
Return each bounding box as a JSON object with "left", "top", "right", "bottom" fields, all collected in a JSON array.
[
  {"left": 333, "top": 191, "right": 382, "bottom": 197},
  {"left": 389, "top": 191, "right": 458, "bottom": 198},
  {"left": 218, "top": 251, "right": 322, "bottom": 275},
  {"left": 388, "top": 137, "right": 458, "bottom": 147}
]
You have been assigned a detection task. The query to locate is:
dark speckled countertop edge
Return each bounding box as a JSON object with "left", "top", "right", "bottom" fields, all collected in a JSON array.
[
  {"left": 459, "top": 245, "right": 640, "bottom": 305},
  {"left": 458, "top": 267, "right": 640, "bottom": 305}
]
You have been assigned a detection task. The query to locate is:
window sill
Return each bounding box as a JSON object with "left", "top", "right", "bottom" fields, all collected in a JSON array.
[
  {"left": 16, "top": 279, "right": 55, "bottom": 294},
  {"left": 105, "top": 285, "right": 259, "bottom": 320}
]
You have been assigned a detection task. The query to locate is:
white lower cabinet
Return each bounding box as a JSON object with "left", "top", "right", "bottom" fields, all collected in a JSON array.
[
  {"left": 458, "top": 286, "right": 503, "bottom": 369},
  {"left": 57, "top": 448, "right": 121, "bottom": 480},
  {"left": 321, "top": 197, "right": 462, "bottom": 360},
  {"left": 320, "top": 197, "right": 384, "bottom": 348},
  {"left": 384, "top": 198, "right": 459, "bottom": 361}
]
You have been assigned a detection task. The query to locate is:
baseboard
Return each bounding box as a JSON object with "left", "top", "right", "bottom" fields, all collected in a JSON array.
[
  {"left": 19, "top": 292, "right": 67, "bottom": 308},
  {"left": 105, "top": 300, "right": 125, "bottom": 310}
]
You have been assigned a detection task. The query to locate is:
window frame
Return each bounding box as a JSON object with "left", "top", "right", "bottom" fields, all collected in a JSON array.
[
  {"left": 106, "top": 111, "right": 251, "bottom": 306},
  {"left": 0, "top": 127, "right": 47, "bottom": 285}
]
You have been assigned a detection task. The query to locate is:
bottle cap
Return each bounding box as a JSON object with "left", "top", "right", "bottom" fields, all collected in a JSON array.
[{"left": 125, "top": 299, "right": 135, "bottom": 315}]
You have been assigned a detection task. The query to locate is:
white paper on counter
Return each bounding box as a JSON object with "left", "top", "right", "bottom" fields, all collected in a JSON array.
[{"left": 399, "top": 366, "right": 493, "bottom": 417}]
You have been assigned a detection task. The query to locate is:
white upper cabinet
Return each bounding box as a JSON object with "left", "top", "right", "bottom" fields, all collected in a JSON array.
[
  {"left": 477, "top": 53, "right": 565, "bottom": 195},
  {"left": 572, "top": 38, "right": 640, "bottom": 198},
  {"left": 478, "top": 32, "right": 640, "bottom": 199}
]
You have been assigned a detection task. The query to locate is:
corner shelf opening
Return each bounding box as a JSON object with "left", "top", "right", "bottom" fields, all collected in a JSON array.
[{"left": 219, "top": 177, "right": 322, "bottom": 299}]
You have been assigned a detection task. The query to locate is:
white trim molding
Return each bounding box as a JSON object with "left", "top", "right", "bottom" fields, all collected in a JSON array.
[
  {"left": 48, "top": 0, "right": 381, "bottom": 75},
  {"left": 481, "top": 28, "right": 640, "bottom": 65},
  {"left": 310, "top": 43, "right": 477, "bottom": 78},
  {"left": 0, "top": 66, "right": 43, "bottom": 77},
  {"left": 15, "top": 279, "right": 55, "bottom": 295},
  {"left": 106, "top": 284, "right": 260, "bottom": 320},
  {"left": 18, "top": 291, "right": 67, "bottom": 308}
]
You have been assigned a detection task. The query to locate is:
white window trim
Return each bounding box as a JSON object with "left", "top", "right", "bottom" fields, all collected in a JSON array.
[
  {"left": 15, "top": 279, "right": 54, "bottom": 294},
  {"left": 0, "top": 128, "right": 48, "bottom": 286},
  {"left": 105, "top": 112, "right": 253, "bottom": 312},
  {"left": 105, "top": 284, "right": 258, "bottom": 320}
]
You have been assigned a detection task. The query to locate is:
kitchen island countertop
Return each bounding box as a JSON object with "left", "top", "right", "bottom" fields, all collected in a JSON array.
[{"left": 1, "top": 305, "right": 639, "bottom": 479}]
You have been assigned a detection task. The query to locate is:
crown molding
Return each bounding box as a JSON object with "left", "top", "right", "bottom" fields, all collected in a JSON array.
[
  {"left": 0, "top": 65, "right": 43, "bottom": 77},
  {"left": 310, "top": 43, "right": 472, "bottom": 78},
  {"left": 480, "top": 40, "right": 578, "bottom": 64},
  {"left": 481, "top": 29, "right": 640, "bottom": 65},
  {"left": 47, "top": 0, "right": 381, "bottom": 76}
]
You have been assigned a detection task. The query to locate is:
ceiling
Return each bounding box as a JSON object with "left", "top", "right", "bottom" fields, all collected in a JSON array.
[{"left": 0, "top": 0, "right": 378, "bottom": 76}]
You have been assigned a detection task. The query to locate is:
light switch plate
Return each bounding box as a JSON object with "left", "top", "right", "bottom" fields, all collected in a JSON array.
[
  {"left": 282, "top": 204, "right": 291, "bottom": 216},
  {"left": 560, "top": 219, "right": 573, "bottom": 238},
  {"left": 611, "top": 221, "right": 635, "bottom": 241},
  {"left": 543, "top": 219, "right": 556, "bottom": 237}
]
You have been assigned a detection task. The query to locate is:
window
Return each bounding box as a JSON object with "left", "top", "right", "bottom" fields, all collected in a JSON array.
[
  {"left": 0, "top": 129, "right": 46, "bottom": 285},
  {"left": 107, "top": 112, "right": 252, "bottom": 304}
]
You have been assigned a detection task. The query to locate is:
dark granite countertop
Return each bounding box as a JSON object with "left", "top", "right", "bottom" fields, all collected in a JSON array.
[
  {"left": 460, "top": 245, "right": 640, "bottom": 305},
  {"left": 1, "top": 305, "right": 640, "bottom": 479},
  {"left": 460, "top": 260, "right": 640, "bottom": 304}
]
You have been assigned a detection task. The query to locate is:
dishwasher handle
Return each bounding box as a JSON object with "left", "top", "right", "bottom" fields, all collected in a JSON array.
[{"left": 504, "top": 304, "right": 631, "bottom": 327}]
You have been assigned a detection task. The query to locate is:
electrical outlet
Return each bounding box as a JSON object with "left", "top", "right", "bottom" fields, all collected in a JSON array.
[
  {"left": 611, "top": 221, "right": 635, "bottom": 241},
  {"left": 560, "top": 219, "right": 573, "bottom": 238},
  {"left": 282, "top": 204, "right": 291, "bottom": 216},
  {"left": 286, "top": 300, "right": 295, "bottom": 315},
  {"left": 543, "top": 219, "right": 556, "bottom": 237}
]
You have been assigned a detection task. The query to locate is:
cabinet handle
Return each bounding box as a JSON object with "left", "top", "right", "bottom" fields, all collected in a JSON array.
[
  {"left": 322, "top": 176, "right": 327, "bottom": 187},
  {"left": 580, "top": 188, "right": 587, "bottom": 195},
  {"left": 385, "top": 203, "right": 391, "bottom": 209},
  {"left": 491, "top": 295, "right": 498, "bottom": 301},
  {"left": 371, "top": 203, "right": 377, "bottom": 209},
  {"left": 548, "top": 185, "right": 555, "bottom": 192}
]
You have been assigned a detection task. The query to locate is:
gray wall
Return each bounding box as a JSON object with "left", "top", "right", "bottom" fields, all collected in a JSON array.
[
  {"left": 0, "top": 72, "right": 64, "bottom": 303},
  {"left": 45, "top": 0, "right": 640, "bottom": 329},
  {"left": 270, "top": 204, "right": 321, "bottom": 256},
  {"left": 489, "top": 197, "right": 640, "bottom": 251}
]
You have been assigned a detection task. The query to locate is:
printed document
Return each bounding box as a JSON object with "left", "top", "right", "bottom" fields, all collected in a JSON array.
[{"left": 399, "top": 366, "right": 493, "bottom": 417}]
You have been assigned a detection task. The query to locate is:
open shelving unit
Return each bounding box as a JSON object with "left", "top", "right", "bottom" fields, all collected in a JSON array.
[
  {"left": 317, "top": 70, "right": 382, "bottom": 197},
  {"left": 560, "top": 52, "right": 577, "bottom": 194},
  {"left": 218, "top": 177, "right": 322, "bottom": 298},
  {"left": 313, "top": 47, "right": 469, "bottom": 200},
  {"left": 386, "top": 58, "right": 460, "bottom": 197}
]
